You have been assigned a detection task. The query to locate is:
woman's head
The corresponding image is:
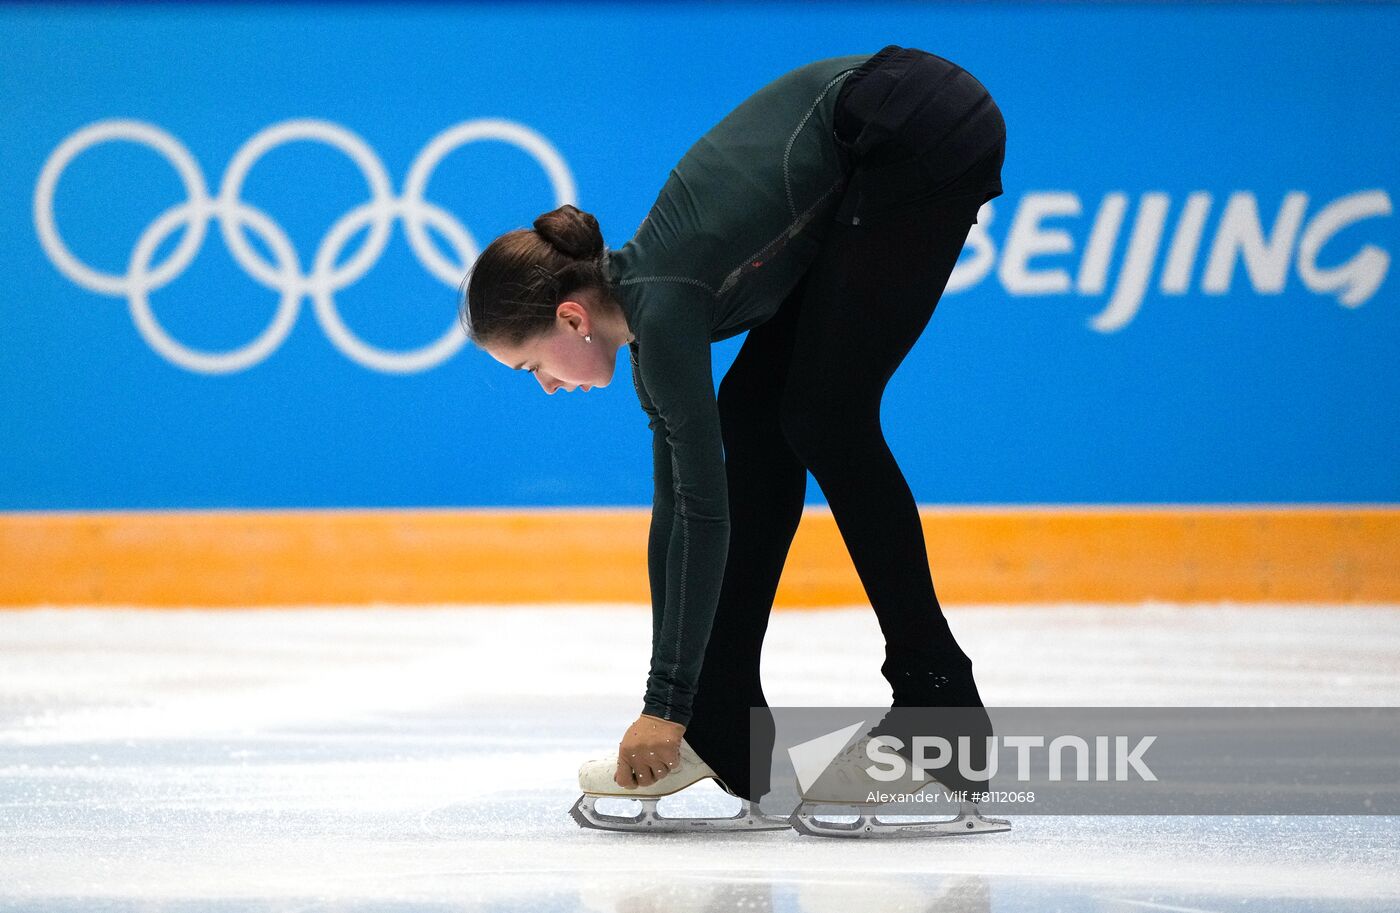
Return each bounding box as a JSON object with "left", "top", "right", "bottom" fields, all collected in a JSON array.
[{"left": 459, "top": 204, "right": 632, "bottom": 394}]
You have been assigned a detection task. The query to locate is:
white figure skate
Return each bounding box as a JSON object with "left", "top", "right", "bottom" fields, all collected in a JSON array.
[
  {"left": 569, "top": 737, "right": 790, "bottom": 832},
  {"left": 789, "top": 734, "right": 1012, "bottom": 838}
]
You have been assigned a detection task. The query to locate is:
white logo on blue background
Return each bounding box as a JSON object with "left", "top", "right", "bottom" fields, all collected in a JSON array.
[{"left": 34, "top": 118, "right": 576, "bottom": 374}]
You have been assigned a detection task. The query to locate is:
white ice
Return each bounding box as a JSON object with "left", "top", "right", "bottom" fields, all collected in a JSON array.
[{"left": 2, "top": 603, "right": 1398, "bottom": 912}]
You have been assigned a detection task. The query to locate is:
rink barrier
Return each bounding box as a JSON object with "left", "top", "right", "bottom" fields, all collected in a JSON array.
[{"left": 0, "top": 505, "right": 1395, "bottom": 607}]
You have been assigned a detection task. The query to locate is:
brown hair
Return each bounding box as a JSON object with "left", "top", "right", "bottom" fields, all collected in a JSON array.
[{"left": 458, "top": 204, "right": 617, "bottom": 349}]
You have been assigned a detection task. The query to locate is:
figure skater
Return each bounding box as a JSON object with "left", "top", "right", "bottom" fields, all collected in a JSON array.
[{"left": 460, "top": 44, "right": 1007, "bottom": 831}]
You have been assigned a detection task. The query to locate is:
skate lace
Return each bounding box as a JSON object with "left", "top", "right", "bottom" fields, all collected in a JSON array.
[{"left": 834, "top": 735, "right": 892, "bottom": 765}]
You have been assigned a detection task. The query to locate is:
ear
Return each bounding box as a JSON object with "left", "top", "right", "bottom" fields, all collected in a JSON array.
[{"left": 556, "top": 298, "right": 589, "bottom": 332}]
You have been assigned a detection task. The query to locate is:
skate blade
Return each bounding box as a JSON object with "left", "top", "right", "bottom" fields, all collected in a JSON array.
[
  {"left": 789, "top": 802, "right": 1012, "bottom": 838},
  {"left": 569, "top": 794, "right": 790, "bottom": 833}
]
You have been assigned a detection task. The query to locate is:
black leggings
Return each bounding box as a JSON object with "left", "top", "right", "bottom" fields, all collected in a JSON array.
[{"left": 682, "top": 47, "right": 1006, "bottom": 801}]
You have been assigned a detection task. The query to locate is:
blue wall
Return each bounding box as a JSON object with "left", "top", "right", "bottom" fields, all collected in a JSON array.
[{"left": 2, "top": 2, "right": 1395, "bottom": 509}]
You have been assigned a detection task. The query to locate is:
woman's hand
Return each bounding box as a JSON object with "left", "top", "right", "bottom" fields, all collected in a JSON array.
[{"left": 614, "top": 713, "right": 686, "bottom": 788}]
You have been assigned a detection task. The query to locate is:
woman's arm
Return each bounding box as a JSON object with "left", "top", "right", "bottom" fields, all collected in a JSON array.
[
  {"left": 631, "top": 342, "right": 674, "bottom": 668},
  {"left": 629, "top": 295, "right": 730, "bottom": 729}
]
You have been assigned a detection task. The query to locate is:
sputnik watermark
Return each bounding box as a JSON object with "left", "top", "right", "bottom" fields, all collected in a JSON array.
[
  {"left": 852, "top": 734, "right": 1158, "bottom": 782},
  {"left": 766, "top": 708, "right": 1400, "bottom": 816},
  {"left": 864, "top": 789, "right": 1039, "bottom": 804}
]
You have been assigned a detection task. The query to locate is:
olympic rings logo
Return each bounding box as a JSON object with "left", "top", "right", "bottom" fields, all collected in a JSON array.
[{"left": 34, "top": 118, "right": 576, "bottom": 374}]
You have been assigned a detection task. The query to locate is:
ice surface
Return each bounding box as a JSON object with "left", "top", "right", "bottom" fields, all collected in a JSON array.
[{"left": 1, "top": 603, "right": 1397, "bottom": 912}]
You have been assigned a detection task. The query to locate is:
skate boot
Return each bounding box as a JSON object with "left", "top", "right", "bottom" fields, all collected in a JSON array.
[
  {"left": 789, "top": 734, "right": 1011, "bottom": 838},
  {"left": 569, "top": 737, "right": 790, "bottom": 832}
]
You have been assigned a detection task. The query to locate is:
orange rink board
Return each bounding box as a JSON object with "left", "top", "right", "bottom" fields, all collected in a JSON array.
[{"left": 0, "top": 505, "right": 1396, "bottom": 607}]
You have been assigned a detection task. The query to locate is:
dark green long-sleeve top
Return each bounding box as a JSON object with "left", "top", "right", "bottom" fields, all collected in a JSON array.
[{"left": 602, "top": 52, "right": 872, "bottom": 727}]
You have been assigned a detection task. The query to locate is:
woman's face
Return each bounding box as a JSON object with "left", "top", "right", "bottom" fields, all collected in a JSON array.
[{"left": 483, "top": 302, "right": 620, "bottom": 395}]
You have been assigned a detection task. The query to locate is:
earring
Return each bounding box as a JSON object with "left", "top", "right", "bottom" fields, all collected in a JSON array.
[{"left": 584, "top": 334, "right": 592, "bottom": 343}]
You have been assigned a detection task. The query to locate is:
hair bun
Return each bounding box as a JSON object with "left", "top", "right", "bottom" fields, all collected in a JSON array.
[{"left": 533, "top": 204, "right": 604, "bottom": 260}]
